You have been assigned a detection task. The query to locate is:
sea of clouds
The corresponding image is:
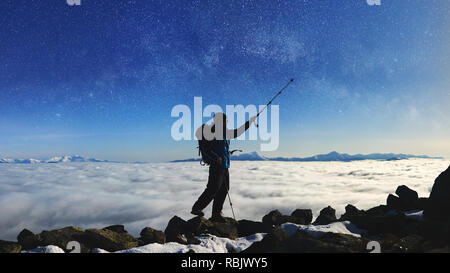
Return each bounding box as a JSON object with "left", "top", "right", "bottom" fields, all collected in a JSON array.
[{"left": 0, "top": 159, "right": 448, "bottom": 241}]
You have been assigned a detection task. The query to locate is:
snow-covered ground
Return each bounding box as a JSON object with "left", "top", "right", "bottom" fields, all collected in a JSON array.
[
  {"left": 0, "top": 159, "right": 448, "bottom": 241},
  {"left": 21, "top": 221, "right": 366, "bottom": 253},
  {"left": 101, "top": 233, "right": 266, "bottom": 253}
]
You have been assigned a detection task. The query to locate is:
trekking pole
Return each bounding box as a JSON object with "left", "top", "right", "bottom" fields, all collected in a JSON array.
[
  {"left": 255, "top": 78, "right": 294, "bottom": 127},
  {"left": 227, "top": 191, "right": 236, "bottom": 221}
]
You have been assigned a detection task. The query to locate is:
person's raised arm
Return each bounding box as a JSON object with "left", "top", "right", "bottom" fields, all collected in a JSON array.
[{"left": 226, "top": 115, "right": 257, "bottom": 140}]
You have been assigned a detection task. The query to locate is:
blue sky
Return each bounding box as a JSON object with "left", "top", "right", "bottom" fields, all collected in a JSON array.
[{"left": 0, "top": 0, "right": 449, "bottom": 162}]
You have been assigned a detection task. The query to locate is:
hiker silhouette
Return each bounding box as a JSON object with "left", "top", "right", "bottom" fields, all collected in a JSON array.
[{"left": 191, "top": 112, "right": 257, "bottom": 222}]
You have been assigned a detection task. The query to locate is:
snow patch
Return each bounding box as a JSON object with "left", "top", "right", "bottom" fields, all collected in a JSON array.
[
  {"left": 405, "top": 210, "right": 424, "bottom": 221},
  {"left": 22, "top": 245, "right": 65, "bottom": 253},
  {"left": 281, "top": 221, "right": 366, "bottom": 238},
  {"left": 95, "top": 233, "right": 266, "bottom": 253}
]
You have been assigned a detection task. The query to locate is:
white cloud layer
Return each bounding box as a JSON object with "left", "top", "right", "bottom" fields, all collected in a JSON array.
[{"left": 0, "top": 159, "right": 448, "bottom": 241}]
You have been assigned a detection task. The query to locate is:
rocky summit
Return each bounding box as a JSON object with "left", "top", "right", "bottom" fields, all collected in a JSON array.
[{"left": 2, "top": 165, "right": 450, "bottom": 253}]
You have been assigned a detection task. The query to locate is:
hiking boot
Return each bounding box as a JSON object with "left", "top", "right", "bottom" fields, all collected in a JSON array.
[
  {"left": 191, "top": 209, "right": 204, "bottom": 217},
  {"left": 210, "top": 212, "right": 226, "bottom": 223}
]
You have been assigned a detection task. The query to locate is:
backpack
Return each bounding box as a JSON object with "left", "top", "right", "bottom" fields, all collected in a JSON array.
[{"left": 197, "top": 124, "right": 215, "bottom": 166}]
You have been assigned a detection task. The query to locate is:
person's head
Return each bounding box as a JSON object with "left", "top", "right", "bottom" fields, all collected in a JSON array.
[{"left": 213, "top": 112, "right": 227, "bottom": 129}]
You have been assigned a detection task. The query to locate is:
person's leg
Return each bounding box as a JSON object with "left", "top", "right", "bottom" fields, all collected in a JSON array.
[
  {"left": 212, "top": 168, "right": 230, "bottom": 215},
  {"left": 192, "top": 165, "right": 224, "bottom": 212}
]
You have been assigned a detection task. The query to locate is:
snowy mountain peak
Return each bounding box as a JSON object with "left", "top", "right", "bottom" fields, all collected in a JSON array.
[
  {"left": 230, "top": 151, "right": 267, "bottom": 161},
  {"left": 46, "top": 155, "right": 86, "bottom": 163},
  {"left": 0, "top": 155, "right": 109, "bottom": 164},
  {"left": 172, "top": 151, "right": 441, "bottom": 163}
]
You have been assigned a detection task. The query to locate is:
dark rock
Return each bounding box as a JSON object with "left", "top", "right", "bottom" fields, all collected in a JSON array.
[
  {"left": 262, "top": 210, "right": 283, "bottom": 226},
  {"left": 17, "top": 229, "right": 41, "bottom": 250},
  {"left": 418, "top": 219, "right": 450, "bottom": 244},
  {"left": 164, "top": 216, "right": 200, "bottom": 245},
  {"left": 103, "top": 225, "right": 127, "bottom": 234},
  {"left": 237, "top": 220, "right": 273, "bottom": 237},
  {"left": 313, "top": 206, "right": 337, "bottom": 225},
  {"left": 396, "top": 185, "right": 419, "bottom": 209},
  {"left": 343, "top": 204, "right": 360, "bottom": 216},
  {"left": 366, "top": 205, "right": 388, "bottom": 217},
  {"left": 276, "top": 231, "right": 357, "bottom": 253},
  {"left": 340, "top": 204, "right": 366, "bottom": 221},
  {"left": 165, "top": 216, "right": 190, "bottom": 244},
  {"left": 244, "top": 226, "right": 288, "bottom": 253},
  {"left": 80, "top": 228, "right": 138, "bottom": 252},
  {"left": 278, "top": 215, "right": 303, "bottom": 225},
  {"left": 424, "top": 166, "right": 450, "bottom": 221},
  {"left": 349, "top": 213, "right": 416, "bottom": 236},
  {"left": 186, "top": 216, "right": 239, "bottom": 241},
  {"left": 414, "top": 197, "right": 428, "bottom": 211},
  {"left": 207, "top": 217, "right": 238, "bottom": 240},
  {"left": 387, "top": 194, "right": 401, "bottom": 210},
  {"left": 139, "top": 227, "right": 166, "bottom": 245},
  {"left": 320, "top": 233, "right": 368, "bottom": 251},
  {"left": 39, "top": 226, "right": 86, "bottom": 251},
  {"left": 290, "top": 209, "right": 313, "bottom": 225},
  {"left": 0, "top": 240, "right": 21, "bottom": 253},
  {"left": 262, "top": 209, "right": 313, "bottom": 226},
  {"left": 18, "top": 227, "right": 92, "bottom": 252},
  {"left": 186, "top": 216, "right": 214, "bottom": 235}
]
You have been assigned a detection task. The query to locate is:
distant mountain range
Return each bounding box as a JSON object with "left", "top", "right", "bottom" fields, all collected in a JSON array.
[
  {"left": 171, "top": 151, "right": 443, "bottom": 163},
  {"left": 0, "top": 151, "right": 442, "bottom": 164},
  {"left": 0, "top": 155, "right": 109, "bottom": 164}
]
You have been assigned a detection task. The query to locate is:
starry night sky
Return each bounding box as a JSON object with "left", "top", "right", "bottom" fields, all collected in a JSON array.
[{"left": 0, "top": 0, "right": 449, "bottom": 162}]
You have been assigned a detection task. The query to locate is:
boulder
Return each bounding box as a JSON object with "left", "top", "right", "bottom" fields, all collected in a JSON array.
[
  {"left": 164, "top": 216, "right": 200, "bottom": 245},
  {"left": 165, "top": 216, "right": 189, "bottom": 244},
  {"left": 237, "top": 220, "right": 273, "bottom": 237},
  {"left": 186, "top": 216, "right": 214, "bottom": 235},
  {"left": 262, "top": 209, "right": 314, "bottom": 226},
  {"left": 244, "top": 226, "right": 288, "bottom": 253},
  {"left": 349, "top": 213, "right": 416, "bottom": 236},
  {"left": 387, "top": 194, "right": 401, "bottom": 210},
  {"left": 276, "top": 231, "right": 355, "bottom": 253},
  {"left": 366, "top": 205, "right": 388, "bottom": 217},
  {"left": 39, "top": 226, "right": 86, "bottom": 252},
  {"left": 18, "top": 226, "right": 133, "bottom": 253},
  {"left": 424, "top": 166, "right": 450, "bottom": 221},
  {"left": 186, "top": 216, "right": 239, "bottom": 240},
  {"left": 103, "top": 225, "right": 127, "bottom": 234},
  {"left": 17, "top": 229, "right": 41, "bottom": 250},
  {"left": 340, "top": 204, "right": 366, "bottom": 221},
  {"left": 207, "top": 217, "right": 238, "bottom": 240},
  {"left": 395, "top": 185, "right": 419, "bottom": 209},
  {"left": 0, "top": 240, "right": 21, "bottom": 253},
  {"left": 139, "top": 227, "right": 166, "bottom": 245},
  {"left": 290, "top": 209, "right": 313, "bottom": 225},
  {"left": 320, "top": 232, "right": 368, "bottom": 251},
  {"left": 80, "top": 228, "right": 138, "bottom": 252},
  {"left": 313, "top": 206, "right": 337, "bottom": 225},
  {"left": 262, "top": 210, "right": 283, "bottom": 226}
]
